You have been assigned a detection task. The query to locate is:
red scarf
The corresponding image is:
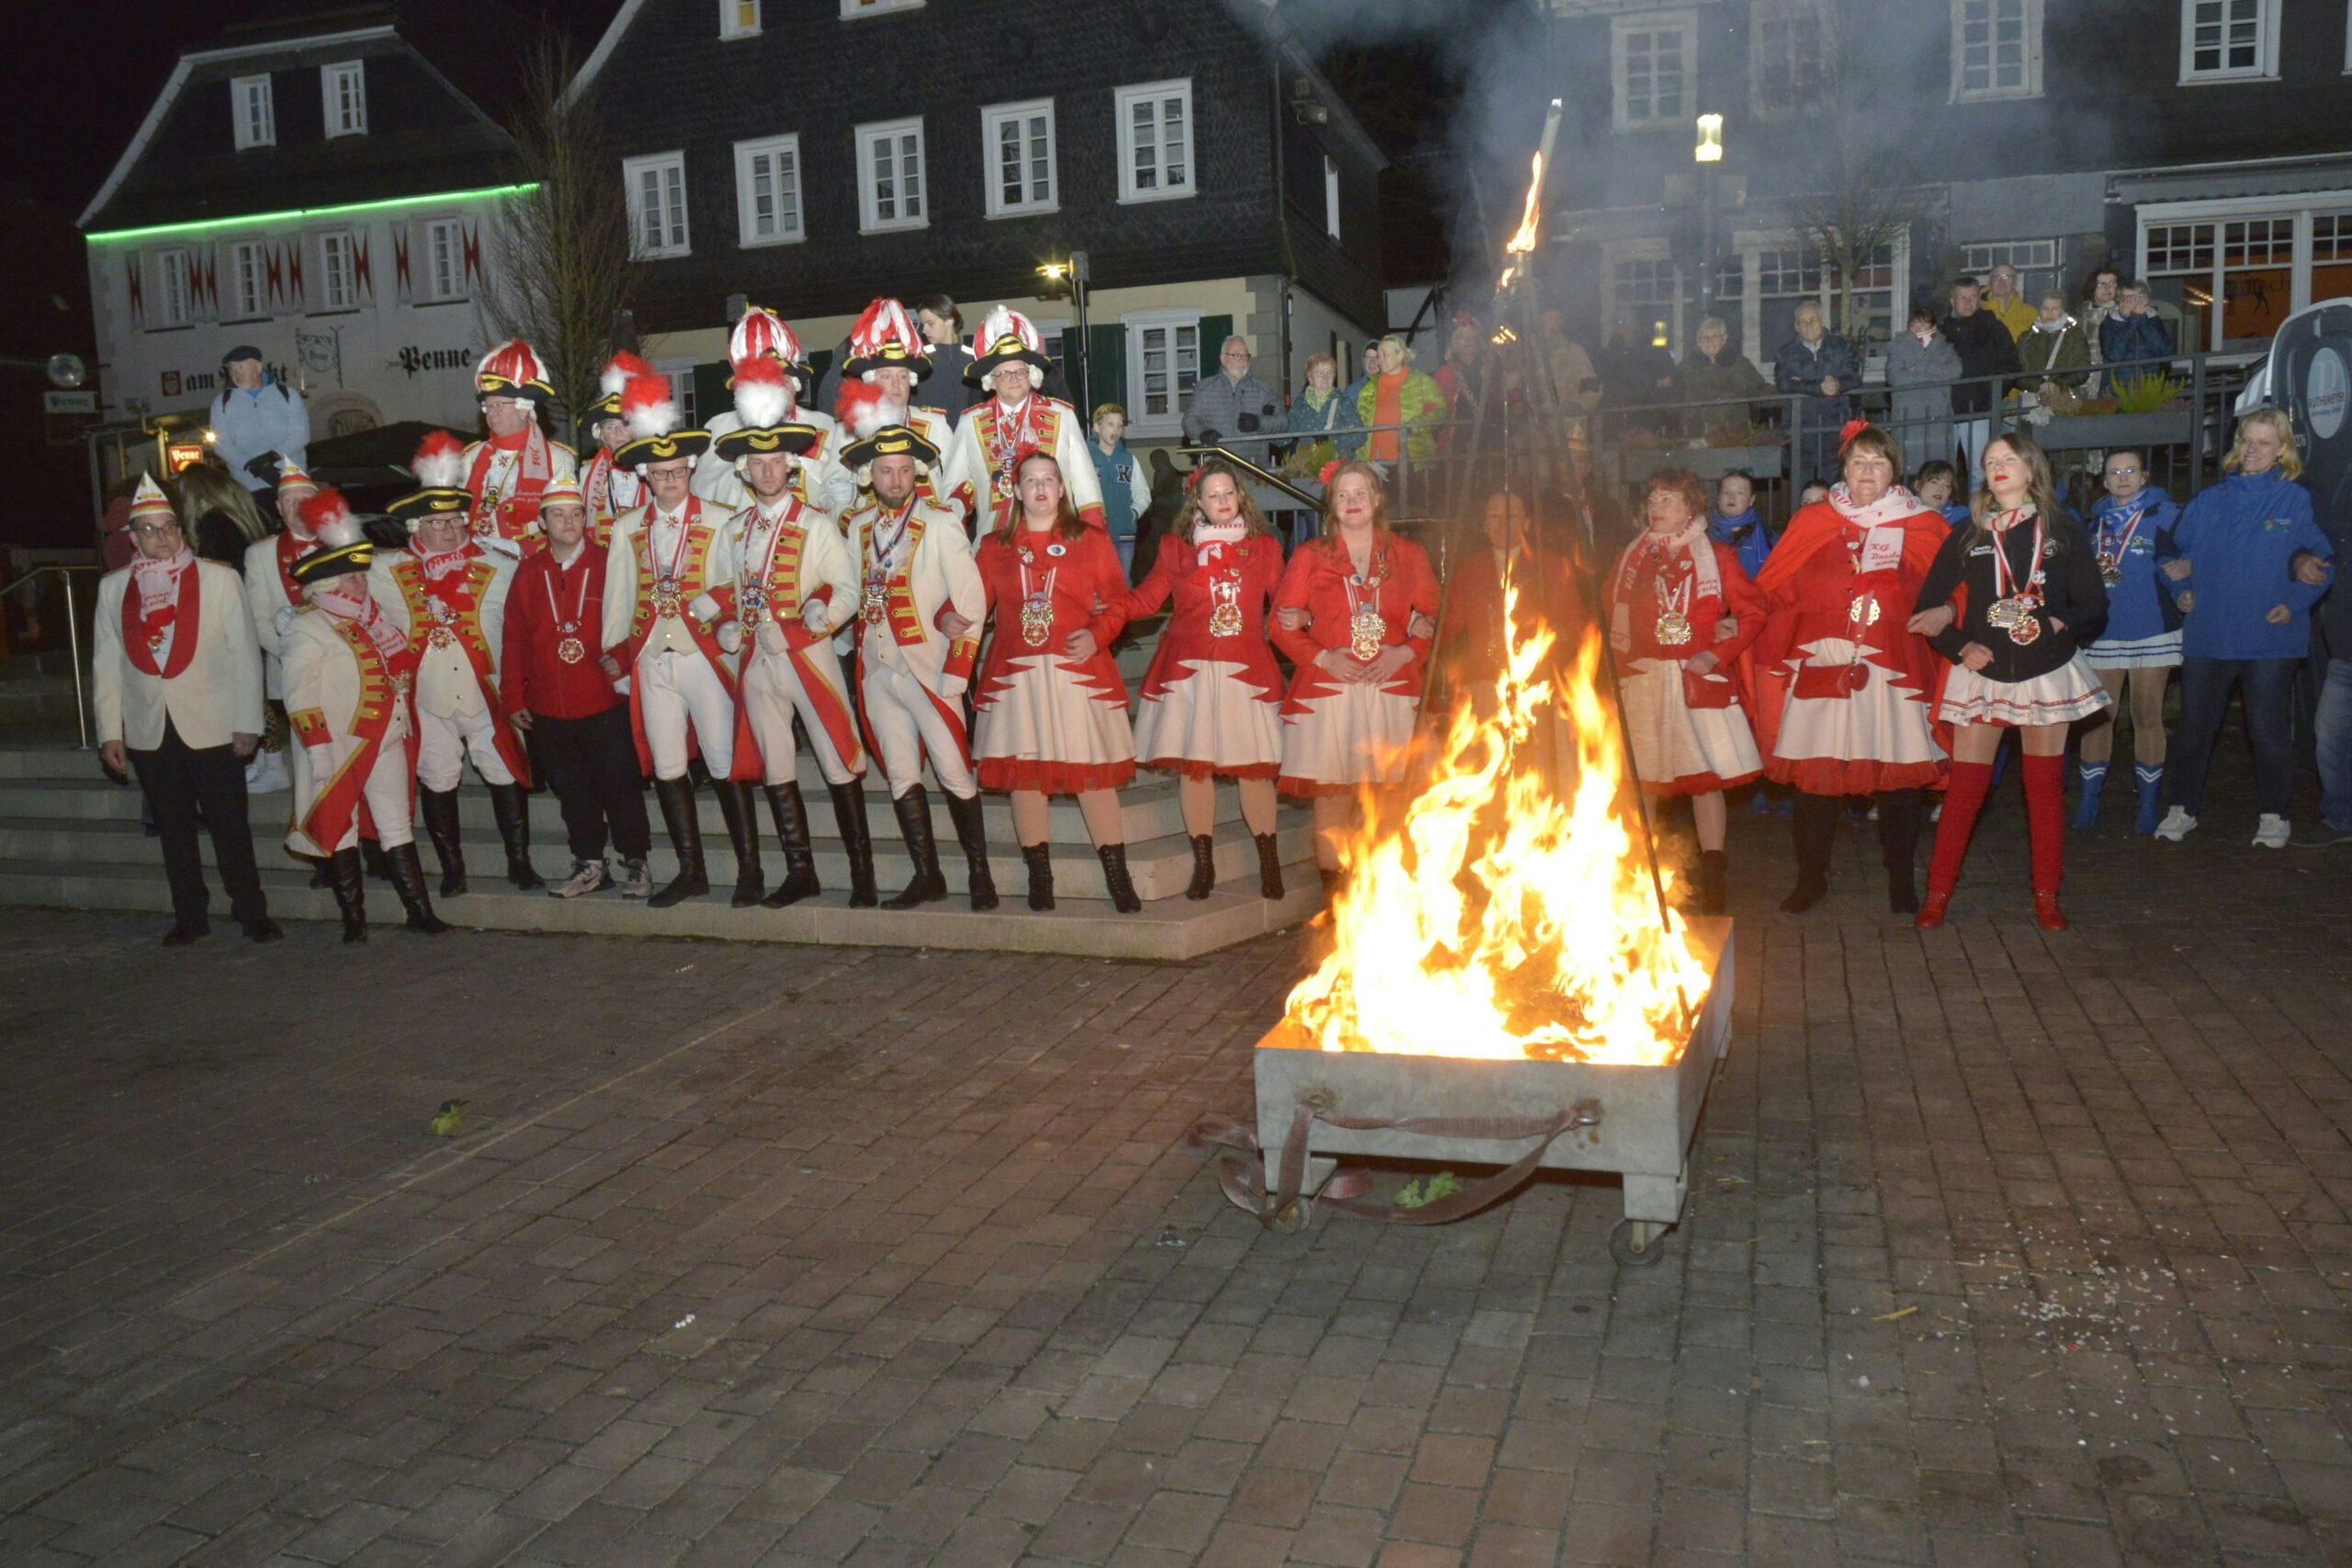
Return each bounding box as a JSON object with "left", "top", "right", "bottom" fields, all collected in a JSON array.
[{"left": 123, "top": 550, "right": 200, "bottom": 679}]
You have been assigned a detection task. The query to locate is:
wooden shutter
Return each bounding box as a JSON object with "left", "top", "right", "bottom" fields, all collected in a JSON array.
[{"left": 1088, "top": 325, "right": 1125, "bottom": 415}]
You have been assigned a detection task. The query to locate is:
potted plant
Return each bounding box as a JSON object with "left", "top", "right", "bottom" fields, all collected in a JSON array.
[{"left": 2031, "top": 368, "right": 2194, "bottom": 451}]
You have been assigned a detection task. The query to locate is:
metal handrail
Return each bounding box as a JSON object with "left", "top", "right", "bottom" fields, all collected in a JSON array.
[
  {"left": 1174, "top": 445, "right": 1323, "bottom": 512},
  {"left": 0, "top": 564, "right": 96, "bottom": 750}
]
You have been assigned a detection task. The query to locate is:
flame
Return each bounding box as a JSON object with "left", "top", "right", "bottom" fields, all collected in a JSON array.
[
  {"left": 1507, "top": 151, "right": 1544, "bottom": 255},
  {"left": 1284, "top": 588, "right": 1711, "bottom": 1066}
]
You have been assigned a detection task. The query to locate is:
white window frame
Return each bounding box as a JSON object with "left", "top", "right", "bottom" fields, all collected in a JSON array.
[
  {"left": 225, "top": 239, "right": 266, "bottom": 321},
  {"left": 1749, "top": 0, "right": 1833, "bottom": 120},
  {"left": 1122, "top": 309, "right": 1204, "bottom": 438},
  {"left": 1702, "top": 226, "right": 1911, "bottom": 376},
  {"left": 321, "top": 61, "right": 367, "bottom": 138},
  {"left": 732, "top": 134, "right": 804, "bottom": 248},
  {"left": 979, "top": 98, "right": 1057, "bottom": 219},
  {"left": 854, "top": 118, "right": 928, "bottom": 234},
  {"left": 840, "top": 0, "right": 924, "bottom": 15},
  {"left": 420, "top": 218, "right": 467, "bottom": 303},
  {"left": 719, "top": 0, "right": 761, "bottom": 38},
  {"left": 317, "top": 229, "right": 359, "bottom": 312},
  {"left": 1324, "top": 155, "right": 1342, "bottom": 242},
  {"left": 657, "top": 362, "right": 699, "bottom": 428},
  {"left": 154, "top": 248, "right": 191, "bottom": 329},
  {"left": 1114, "top": 79, "right": 1196, "bottom": 204},
  {"left": 1951, "top": 0, "right": 2044, "bottom": 100},
  {"left": 623, "top": 151, "right": 693, "bottom": 258},
  {"left": 2178, "top": 0, "right": 2280, "bottom": 82},
  {"left": 231, "top": 74, "right": 274, "bottom": 151},
  {"left": 2135, "top": 195, "right": 2350, "bottom": 349},
  {"left": 1611, "top": 10, "right": 1698, "bottom": 131}
]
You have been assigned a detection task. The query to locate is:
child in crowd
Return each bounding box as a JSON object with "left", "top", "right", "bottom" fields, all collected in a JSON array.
[
  {"left": 1705, "top": 469, "right": 1773, "bottom": 580},
  {"left": 1914, "top": 460, "right": 1972, "bottom": 529}
]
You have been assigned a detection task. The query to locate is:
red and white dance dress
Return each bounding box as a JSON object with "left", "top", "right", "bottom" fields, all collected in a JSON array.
[
  {"left": 1126, "top": 523, "right": 1284, "bottom": 780},
  {"left": 1603, "top": 524, "right": 1767, "bottom": 795},
  {"left": 1752, "top": 486, "right": 1951, "bottom": 795},
  {"left": 971, "top": 523, "right": 1136, "bottom": 792},
  {"left": 1270, "top": 533, "right": 1441, "bottom": 796}
]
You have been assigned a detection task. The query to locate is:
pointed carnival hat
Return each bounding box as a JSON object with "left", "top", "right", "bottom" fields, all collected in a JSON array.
[
  {"left": 967, "top": 304, "right": 1051, "bottom": 387},
  {"left": 835, "top": 380, "right": 940, "bottom": 471},
  {"left": 274, "top": 454, "right": 317, "bottom": 499},
  {"left": 288, "top": 488, "right": 377, "bottom": 583},
  {"left": 387, "top": 431, "right": 473, "bottom": 525},
  {"left": 606, "top": 352, "right": 712, "bottom": 469},
  {"left": 475, "top": 338, "right": 553, "bottom": 401},
  {"left": 710, "top": 355, "right": 819, "bottom": 461},
  {"left": 127, "top": 472, "right": 176, "bottom": 528},
  {"left": 840, "top": 297, "right": 933, "bottom": 381}
]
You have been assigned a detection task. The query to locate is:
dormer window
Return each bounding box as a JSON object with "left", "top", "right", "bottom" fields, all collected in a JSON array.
[
  {"left": 232, "top": 74, "right": 274, "bottom": 150},
  {"left": 720, "top": 0, "right": 760, "bottom": 37},
  {"left": 322, "top": 61, "right": 367, "bottom": 138}
]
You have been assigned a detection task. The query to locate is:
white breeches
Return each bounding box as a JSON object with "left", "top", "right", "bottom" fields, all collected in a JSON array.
[
  {"left": 862, "top": 660, "right": 975, "bottom": 799},
  {"left": 415, "top": 704, "right": 514, "bottom": 791},
  {"left": 743, "top": 652, "right": 858, "bottom": 787},
  {"left": 639, "top": 649, "right": 735, "bottom": 781}
]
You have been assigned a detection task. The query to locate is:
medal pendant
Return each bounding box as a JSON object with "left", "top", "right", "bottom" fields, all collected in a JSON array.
[
  {"left": 1847, "top": 593, "right": 1880, "bottom": 628},
  {"left": 2007, "top": 611, "right": 2042, "bottom": 647},
  {"left": 741, "top": 585, "right": 768, "bottom": 617},
  {"left": 1985, "top": 595, "right": 2024, "bottom": 631},
  {"left": 862, "top": 582, "right": 887, "bottom": 626},
  {"left": 1654, "top": 612, "right": 1692, "bottom": 646},
  {"left": 146, "top": 630, "right": 165, "bottom": 653},
  {"left": 429, "top": 626, "right": 457, "bottom": 649},
  {"left": 995, "top": 472, "right": 1016, "bottom": 501},
  {"left": 1020, "top": 593, "right": 1053, "bottom": 649},
  {"left": 1206, "top": 579, "right": 1243, "bottom": 638},
  {"left": 1350, "top": 607, "right": 1386, "bottom": 662},
  {"left": 557, "top": 636, "right": 585, "bottom": 665},
  {"left": 2100, "top": 564, "right": 2123, "bottom": 588}
]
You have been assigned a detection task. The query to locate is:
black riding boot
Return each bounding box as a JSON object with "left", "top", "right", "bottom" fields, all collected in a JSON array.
[
  {"left": 362, "top": 839, "right": 393, "bottom": 883},
  {"left": 713, "top": 779, "right": 763, "bottom": 907},
  {"left": 1254, "top": 832, "right": 1283, "bottom": 900},
  {"left": 1781, "top": 793, "right": 1838, "bottom": 913},
  {"left": 944, "top": 792, "right": 998, "bottom": 909},
  {"left": 1876, "top": 788, "right": 1922, "bottom": 915},
  {"left": 419, "top": 786, "right": 467, "bottom": 897},
  {"left": 1184, "top": 834, "right": 1216, "bottom": 900},
  {"left": 882, "top": 784, "right": 948, "bottom": 909},
  {"left": 488, "top": 783, "right": 543, "bottom": 890},
  {"left": 328, "top": 846, "right": 367, "bottom": 943},
  {"left": 829, "top": 781, "right": 878, "bottom": 908},
  {"left": 385, "top": 842, "right": 450, "bottom": 934},
  {"left": 648, "top": 775, "right": 708, "bottom": 908},
  {"left": 1023, "top": 842, "right": 1054, "bottom": 910},
  {"left": 1098, "top": 843, "right": 1142, "bottom": 914},
  {"left": 760, "top": 782, "right": 820, "bottom": 908}
]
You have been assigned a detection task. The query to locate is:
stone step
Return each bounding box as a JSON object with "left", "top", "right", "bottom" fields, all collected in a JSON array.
[
  {"left": 0, "top": 812, "right": 1312, "bottom": 907},
  {"left": 0, "top": 854, "right": 1325, "bottom": 961}
]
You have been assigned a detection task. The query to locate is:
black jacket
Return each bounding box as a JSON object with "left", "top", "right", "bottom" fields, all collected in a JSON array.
[
  {"left": 1916, "top": 511, "right": 2108, "bottom": 683},
  {"left": 1939, "top": 310, "right": 2022, "bottom": 415}
]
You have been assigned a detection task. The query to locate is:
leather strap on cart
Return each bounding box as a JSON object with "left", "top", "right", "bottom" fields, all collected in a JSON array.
[{"left": 1186, "top": 1099, "right": 1603, "bottom": 1231}]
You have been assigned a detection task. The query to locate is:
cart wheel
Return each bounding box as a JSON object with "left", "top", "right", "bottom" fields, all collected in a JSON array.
[{"left": 1610, "top": 1218, "right": 1667, "bottom": 1268}]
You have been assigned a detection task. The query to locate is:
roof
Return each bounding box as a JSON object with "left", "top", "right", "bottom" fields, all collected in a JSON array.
[{"left": 80, "top": 5, "right": 529, "bottom": 234}]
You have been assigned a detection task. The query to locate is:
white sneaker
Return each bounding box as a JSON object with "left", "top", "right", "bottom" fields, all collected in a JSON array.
[
  {"left": 244, "top": 749, "right": 289, "bottom": 794},
  {"left": 2153, "top": 806, "right": 2197, "bottom": 841},
  {"left": 2253, "top": 814, "right": 2291, "bottom": 849},
  {"left": 618, "top": 858, "right": 654, "bottom": 897},
  {"left": 550, "top": 859, "right": 611, "bottom": 898}
]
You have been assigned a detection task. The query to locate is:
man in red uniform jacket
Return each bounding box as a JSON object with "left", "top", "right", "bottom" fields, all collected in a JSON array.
[{"left": 501, "top": 479, "right": 652, "bottom": 897}]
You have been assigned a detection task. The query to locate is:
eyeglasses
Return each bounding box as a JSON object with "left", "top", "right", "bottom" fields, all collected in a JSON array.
[{"left": 129, "top": 521, "right": 182, "bottom": 537}]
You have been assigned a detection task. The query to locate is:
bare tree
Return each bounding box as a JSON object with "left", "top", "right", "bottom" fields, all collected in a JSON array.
[
  {"left": 1779, "top": 0, "right": 1939, "bottom": 353},
  {"left": 478, "top": 33, "right": 639, "bottom": 432}
]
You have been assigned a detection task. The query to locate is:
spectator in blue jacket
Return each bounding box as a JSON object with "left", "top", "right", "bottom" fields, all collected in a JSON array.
[
  {"left": 1913, "top": 460, "right": 1973, "bottom": 529},
  {"left": 1085, "top": 403, "right": 1153, "bottom": 581},
  {"left": 2153, "top": 409, "right": 2332, "bottom": 847},
  {"left": 1772, "top": 301, "right": 1860, "bottom": 486},
  {"left": 2098, "top": 282, "right": 2175, "bottom": 375},
  {"left": 1705, "top": 469, "right": 1772, "bottom": 579},
  {"left": 2073, "top": 450, "right": 2183, "bottom": 831},
  {"left": 209, "top": 346, "right": 310, "bottom": 495}
]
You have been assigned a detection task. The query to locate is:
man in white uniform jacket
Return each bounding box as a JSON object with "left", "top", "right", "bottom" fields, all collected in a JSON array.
[{"left": 93, "top": 474, "right": 278, "bottom": 945}]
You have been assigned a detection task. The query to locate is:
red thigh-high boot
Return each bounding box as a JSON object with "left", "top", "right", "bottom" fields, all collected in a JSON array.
[
  {"left": 2022, "top": 751, "right": 2068, "bottom": 930},
  {"left": 1917, "top": 761, "right": 1994, "bottom": 929}
]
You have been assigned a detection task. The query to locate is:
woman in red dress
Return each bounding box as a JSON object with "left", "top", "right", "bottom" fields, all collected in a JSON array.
[
  {"left": 1752, "top": 423, "right": 1951, "bottom": 914},
  {"left": 1126, "top": 458, "right": 1286, "bottom": 900},
  {"left": 1604, "top": 468, "right": 1768, "bottom": 915},
  {"left": 1433, "top": 484, "right": 1589, "bottom": 714},
  {"left": 971, "top": 451, "right": 1141, "bottom": 912},
  {"left": 1271, "top": 459, "right": 1441, "bottom": 891}
]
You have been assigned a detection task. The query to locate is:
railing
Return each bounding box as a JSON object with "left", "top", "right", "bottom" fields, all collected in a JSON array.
[{"left": 0, "top": 565, "right": 98, "bottom": 750}]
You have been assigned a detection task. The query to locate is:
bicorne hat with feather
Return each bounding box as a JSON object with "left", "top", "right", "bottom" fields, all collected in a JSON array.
[
  {"left": 606, "top": 352, "right": 712, "bottom": 470},
  {"left": 386, "top": 431, "right": 475, "bottom": 526},
  {"left": 835, "top": 380, "right": 940, "bottom": 472},
  {"left": 710, "top": 356, "right": 819, "bottom": 462}
]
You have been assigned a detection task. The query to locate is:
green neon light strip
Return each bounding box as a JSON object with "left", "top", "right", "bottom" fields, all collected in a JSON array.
[{"left": 85, "top": 183, "right": 540, "bottom": 243}]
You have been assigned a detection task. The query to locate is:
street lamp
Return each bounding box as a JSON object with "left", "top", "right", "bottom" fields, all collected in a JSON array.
[
  {"left": 1035, "top": 251, "right": 1091, "bottom": 415},
  {"left": 1693, "top": 115, "right": 1724, "bottom": 332}
]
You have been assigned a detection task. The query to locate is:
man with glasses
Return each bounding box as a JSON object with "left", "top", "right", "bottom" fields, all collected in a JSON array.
[
  {"left": 93, "top": 474, "right": 279, "bottom": 945},
  {"left": 1182, "top": 335, "right": 1283, "bottom": 471}
]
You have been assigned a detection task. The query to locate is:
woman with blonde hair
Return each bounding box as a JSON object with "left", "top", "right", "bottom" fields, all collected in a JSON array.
[
  {"left": 1270, "top": 459, "right": 1440, "bottom": 889},
  {"left": 1353, "top": 335, "right": 1446, "bottom": 472},
  {"left": 2153, "top": 407, "right": 2333, "bottom": 847},
  {"left": 172, "top": 463, "right": 272, "bottom": 566},
  {"left": 1126, "top": 458, "right": 1287, "bottom": 899},
  {"left": 1906, "top": 431, "right": 2109, "bottom": 929}
]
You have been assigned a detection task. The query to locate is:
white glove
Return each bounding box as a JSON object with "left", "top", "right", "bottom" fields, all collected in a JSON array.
[
  {"left": 689, "top": 592, "right": 720, "bottom": 624},
  {"left": 716, "top": 620, "right": 744, "bottom": 655},
  {"left": 757, "top": 621, "right": 788, "bottom": 656},
  {"left": 272, "top": 604, "right": 297, "bottom": 637},
  {"left": 940, "top": 673, "right": 969, "bottom": 700},
  {"left": 612, "top": 675, "right": 631, "bottom": 696},
  {"left": 821, "top": 471, "right": 856, "bottom": 515},
  {"left": 801, "top": 597, "right": 831, "bottom": 635}
]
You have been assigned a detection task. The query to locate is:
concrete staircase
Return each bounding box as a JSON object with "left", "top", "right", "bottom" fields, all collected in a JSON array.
[{"left": 0, "top": 626, "right": 1329, "bottom": 958}]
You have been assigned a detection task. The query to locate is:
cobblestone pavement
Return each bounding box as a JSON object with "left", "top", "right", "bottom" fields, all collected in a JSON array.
[{"left": 4, "top": 761, "right": 2352, "bottom": 1567}]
